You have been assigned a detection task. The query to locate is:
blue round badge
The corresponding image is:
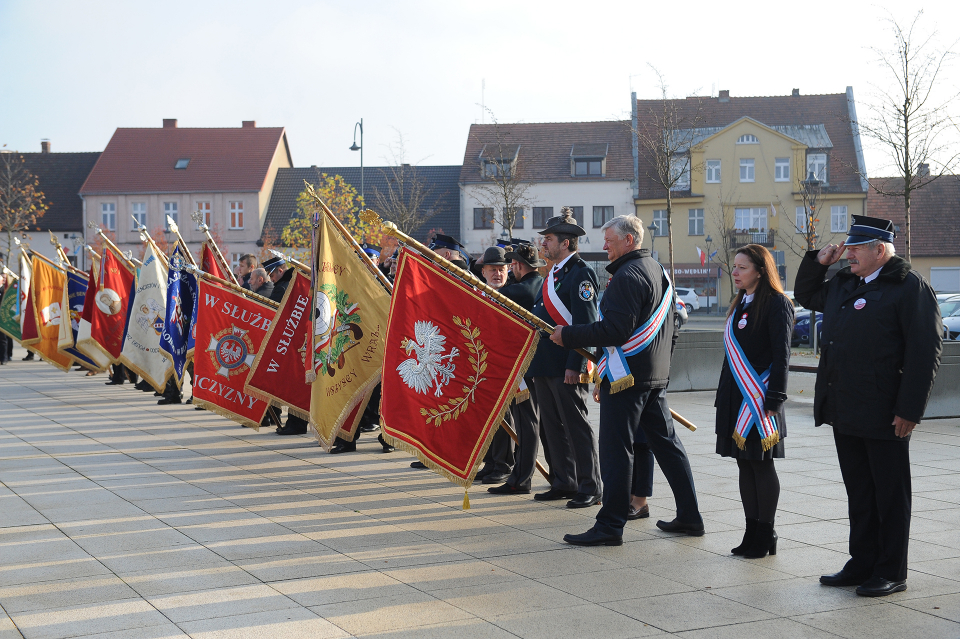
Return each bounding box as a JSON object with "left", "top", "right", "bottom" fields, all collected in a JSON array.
[{"left": 578, "top": 281, "right": 595, "bottom": 301}]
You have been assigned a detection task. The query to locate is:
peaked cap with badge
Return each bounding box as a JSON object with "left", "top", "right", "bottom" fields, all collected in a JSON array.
[
  {"left": 845, "top": 215, "right": 896, "bottom": 246},
  {"left": 261, "top": 256, "right": 284, "bottom": 274}
]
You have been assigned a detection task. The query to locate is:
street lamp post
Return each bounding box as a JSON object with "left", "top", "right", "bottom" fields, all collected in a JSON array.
[
  {"left": 647, "top": 222, "right": 658, "bottom": 260},
  {"left": 799, "top": 170, "right": 823, "bottom": 352},
  {"left": 704, "top": 234, "right": 716, "bottom": 313},
  {"left": 349, "top": 119, "right": 364, "bottom": 207}
]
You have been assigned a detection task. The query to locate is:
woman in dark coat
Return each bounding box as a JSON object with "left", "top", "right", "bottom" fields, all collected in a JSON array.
[{"left": 715, "top": 244, "right": 794, "bottom": 558}]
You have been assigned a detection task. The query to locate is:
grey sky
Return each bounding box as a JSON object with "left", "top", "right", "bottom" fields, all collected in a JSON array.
[{"left": 2, "top": 0, "right": 958, "bottom": 177}]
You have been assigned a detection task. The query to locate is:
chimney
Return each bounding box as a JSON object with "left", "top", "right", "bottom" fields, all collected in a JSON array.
[
  {"left": 919, "top": 163, "right": 930, "bottom": 177},
  {"left": 242, "top": 121, "right": 256, "bottom": 128},
  {"left": 40, "top": 139, "right": 51, "bottom": 153},
  {"left": 163, "top": 119, "right": 178, "bottom": 128},
  {"left": 792, "top": 88, "right": 800, "bottom": 97},
  {"left": 718, "top": 90, "right": 730, "bottom": 103}
]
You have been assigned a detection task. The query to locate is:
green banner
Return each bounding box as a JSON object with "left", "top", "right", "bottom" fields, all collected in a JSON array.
[{"left": 0, "top": 281, "right": 21, "bottom": 342}]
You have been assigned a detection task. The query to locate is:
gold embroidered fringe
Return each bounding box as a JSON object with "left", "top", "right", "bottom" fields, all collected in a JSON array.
[
  {"left": 24, "top": 343, "right": 73, "bottom": 372},
  {"left": 118, "top": 353, "right": 173, "bottom": 395},
  {"left": 310, "top": 372, "right": 381, "bottom": 451},
  {"left": 513, "top": 388, "right": 530, "bottom": 403},
  {"left": 382, "top": 332, "right": 540, "bottom": 491},
  {"left": 192, "top": 398, "right": 262, "bottom": 431},
  {"left": 609, "top": 373, "right": 635, "bottom": 394},
  {"left": 732, "top": 430, "right": 780, "bottom": 451},
  {"left": 76, "top": 336, "right": 120, "bottom": 366}
]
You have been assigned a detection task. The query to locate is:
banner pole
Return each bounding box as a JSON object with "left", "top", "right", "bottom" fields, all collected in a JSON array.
[
  {"left": 190, "top": 209, "right": 240, "bottom": 285},
  {"left": 362, "top": 209, "right": 697, "bottom": 432},
  {"left": 500, "top": 419, "right": 550, "bottom": 481},
  {"left": 2, "top": 265, "right": 19, "bottom": 281},
  {"left": 131, "top": 216, "right": 170, "bottom": 270},
  {"left": 87, "top": 223, "right": 137, "bottom": 273},
  {"left": 165, "top": 215, "right": 198, "bottom": 267},
  {"left": 184, "top": 265, "right": 279, "bottom": 309},
  {"left": 48, "top": 231, "right": 84, "bottom": 274}
]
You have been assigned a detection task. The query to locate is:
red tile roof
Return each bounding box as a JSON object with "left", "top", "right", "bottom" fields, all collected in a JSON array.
[
  {"left": 866, "top": 176, "right": 960, "bottom": 257},
  {"left": 80, "top": 125, "right": 291, "bottom": 195},
  {"left": 460, "top": 121, "right": 633, "bottom": 184},
  {"left": 634, "top": 92, "right": 866, "bottom": 198}
]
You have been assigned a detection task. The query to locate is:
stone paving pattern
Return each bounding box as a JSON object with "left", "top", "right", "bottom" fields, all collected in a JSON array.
[{"left": 3, "top": 344, "right": 960, "bottom": 638}]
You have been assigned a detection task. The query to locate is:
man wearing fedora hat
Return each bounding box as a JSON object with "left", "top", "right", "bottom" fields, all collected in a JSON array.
[
  {"left": 527, "top": 207, "right": 602, "bottom": 508},
  {"left": 796, "top": 214, "right": 942, "bottom": 597},
  {"left": 489, "top": 242, "right": 546, "bottom": 495}
]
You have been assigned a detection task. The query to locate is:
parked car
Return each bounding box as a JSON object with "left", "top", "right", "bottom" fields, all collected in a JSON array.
[
  {"left": 674, "top": 300, "right": 688, "bottom": 330},
  {"left": 675, "top": 287, "right": 700, "bottom": 311},
  {"left": 938, "top": 294, "right": 960, "bottom": 320},
  {"left": 792, "top": 311, "right": 823, "bottom": 348},
  {"left": 943, "top": 307, "right": 960, "bottom": 341}
]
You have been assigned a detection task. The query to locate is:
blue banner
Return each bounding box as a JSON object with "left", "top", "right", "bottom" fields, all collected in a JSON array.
[
  {"left": 159, "top": 247, "right": 198, "bottom": 385},
  {"left": 64, "top": 271, "right": 98, "bottom": 368}
]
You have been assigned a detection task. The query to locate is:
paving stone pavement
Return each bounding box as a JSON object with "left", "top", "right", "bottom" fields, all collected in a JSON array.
[{"left": 2, "top": 344, "right": 960, "bottom": 638}]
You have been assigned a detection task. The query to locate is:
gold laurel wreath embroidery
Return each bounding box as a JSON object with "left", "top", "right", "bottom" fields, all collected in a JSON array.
[{"left": 419, "top": 316, "right": 487, "bottom": 426}]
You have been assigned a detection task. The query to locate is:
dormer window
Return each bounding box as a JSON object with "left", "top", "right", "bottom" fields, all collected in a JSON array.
[
  {"left": 570, "top": 143, "right": 608, "bottom": 178},
  {"left": 737, "top": 134, "right": 759, "bottom": 144},
  {"left": 575, "top": 159, "right": 603, "bottom": 176},
  {"left": 806, "top": 152, "right": 828, "bottom": 183},
  {"left": 479, "top": 143, "right": 520, "bottom": 180},
  {"left": 174, "top": 158, "right": 190, "bottom": 169},
  {"left": 483, "top": 161, "right": 511, "bottom": 178}
]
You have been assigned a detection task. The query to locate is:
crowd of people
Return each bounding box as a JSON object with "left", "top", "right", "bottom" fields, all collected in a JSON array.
[{"left": 0, "top": 211, "right": 943, "bottom": 598}]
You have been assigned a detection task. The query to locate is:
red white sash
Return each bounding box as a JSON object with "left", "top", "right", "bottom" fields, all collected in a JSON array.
[{"left": 542, "top": 266, "right": 572, "bottom": 326}]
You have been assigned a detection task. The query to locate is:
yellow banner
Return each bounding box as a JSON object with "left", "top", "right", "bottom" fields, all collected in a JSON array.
[
  {"left": 309, "top": 212, "right": 391, "bottom": 448},
  {"left": 29, "top": 257, "right": 73, "bottom": 372}
]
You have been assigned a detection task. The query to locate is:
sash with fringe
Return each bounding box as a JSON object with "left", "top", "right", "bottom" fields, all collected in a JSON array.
[{"left": 723, "top": 313, "right": 780, "bottom": 451}]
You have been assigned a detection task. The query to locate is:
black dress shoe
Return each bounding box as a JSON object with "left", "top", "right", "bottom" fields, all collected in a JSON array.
[
  {"left": 410, "top": 461, "right": 428, "bottom": 469},
  {"left": 482, "top": 473, "right": 511, "bottom": 485},
  {"left": 567, "top": 494, "right": 601, "bottom": 509},
  {"left": 135, "top": 380, "right": 152, "bottom": 392},
  {"left": 563, "top": 528, "right": 623, "bottom": 547},
  {"left": 157, "top": 396, "right": 181, "bottom": 405},
  {"left": 378, "top": 434, "right": 394, "bottom": 452},
  {"left": 534, "top": 488, "right": 578, "bottom": 501},
  {"left": 627, "top": 504, "right": 650, "bottom": 520},
  {"left": 856, "top": 577, "right": 907, "bottom": 597},
  {"left": 359, "top": 423, "right": 378, "bottom": 433},
  {"left": 277, "top": 422, "right": 309, "bottom": 436},
  {"left": 488, "top": 483, "right": 530, "bottom": 495},
  {"left": 185, "top": 396, "right": 193, "bottom": 404},
  {"left": 474, "top": 465, "right": 494, "bottom": 481},
  {"left": 105, "top": 379, "right": 124, "bottom": 385},
  {"left": 820, "top": 569, "right": 871, "bottom": 587},
  {"left": 329, "top": 441, "right": 357, "bottom": 453},
  {"left": 656, "top": 518, "right": 705, "bottom": 536}
]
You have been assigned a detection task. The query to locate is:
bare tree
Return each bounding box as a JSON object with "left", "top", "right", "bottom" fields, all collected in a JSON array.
[
  {"left": 854, "top": 10, "right": 960, "bottom": 261},
  {"left": 469, "top": 108, "right": 536, "bottom": 241},
  {"left": 705, "top": 188, "right": 738, "bottom": 303},
  {"left": 372, "top": 132, "right": 437, "bottom": 236},
  {"left": 633, "top": 67, "right": 706, "bottom": 281},
  {"left": 0, "top": 150, "right": 48, "bottom": 265},
  {"left": 772, "top": 175, "right": 845, "bottom": 259}
]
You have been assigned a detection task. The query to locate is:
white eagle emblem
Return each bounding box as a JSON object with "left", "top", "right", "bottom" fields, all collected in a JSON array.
[{"left": 397, "top": 321, "right": 459, "bottom": 397}]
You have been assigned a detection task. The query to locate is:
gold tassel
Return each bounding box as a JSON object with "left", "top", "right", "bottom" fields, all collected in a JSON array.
[
  {"left": 609, "top": 374, "right": 635, "bottom": 394},
  {"left": 761, "top": 432, "right": 780, "bottom": 452},
  {"left": 305, "top": 370, "right": 317, "bottom": 384},
  {"left": 514, "top": 389, "right": 530, "bottom": 403},
  {"left": 732, "top": 431, "right": 747, "bottom": 451},
  {"left": 462, "top": 490, "right": 470, "bottom": 510}
]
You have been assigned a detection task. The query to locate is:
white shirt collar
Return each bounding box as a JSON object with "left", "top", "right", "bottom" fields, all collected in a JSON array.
[
  {"left": 864, "top": 267, "right": 882, "bottom": 284},
  {"left": 552, "top": 252, "right": 575, "bottom": 272},
  {"left": 743, "top": 292, "right": 755, "bottom": 305}
]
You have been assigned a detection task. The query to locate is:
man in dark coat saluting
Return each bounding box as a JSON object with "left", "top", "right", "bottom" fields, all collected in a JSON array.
[{"left": 795, "top": 215, "right": 942, "bottom": 597}]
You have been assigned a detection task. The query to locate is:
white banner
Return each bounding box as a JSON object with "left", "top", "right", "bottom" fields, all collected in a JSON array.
[{"left": 118, "top": 244, "right": 172, "bottom": 392}]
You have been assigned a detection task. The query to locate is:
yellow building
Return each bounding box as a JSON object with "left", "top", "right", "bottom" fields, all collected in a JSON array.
[{"left": 632, "top": 89, "right": 868, "bottom": 310}]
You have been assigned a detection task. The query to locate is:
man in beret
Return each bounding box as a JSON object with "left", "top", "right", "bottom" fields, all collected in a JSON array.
[{"left": 796, "top": 215, "right": 942, "bottom": 597}]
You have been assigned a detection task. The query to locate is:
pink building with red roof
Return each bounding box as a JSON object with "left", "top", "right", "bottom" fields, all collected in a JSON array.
[{"left": 80, "top": 119, "right": 292, "bottom": 267}]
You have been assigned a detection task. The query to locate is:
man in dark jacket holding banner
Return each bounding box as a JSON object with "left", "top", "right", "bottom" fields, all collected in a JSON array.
[
  {"left": 529, "top": 209, "right": 602, "bottom": 508},
  {"left": 553, "top": 215, "right": 703, "bottom": 546},
  {"left": 796, "top": 215, "right": 942, "bottom": 597}
]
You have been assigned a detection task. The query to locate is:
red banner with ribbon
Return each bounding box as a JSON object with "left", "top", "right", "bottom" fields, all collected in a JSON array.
[
  {"left": 380, "top": 249, "right": 539, "bottom": 488},
  {"left": 192, "top": 279, "right": 273, "bottom": 428},
  {"left": 78, "top": 250, "right": 134, "bottom": 363}
]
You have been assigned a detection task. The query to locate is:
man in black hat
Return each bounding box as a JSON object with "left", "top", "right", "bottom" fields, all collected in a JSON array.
[
  {"left": 429, "top": 234, "right": 470, "bottom": 270},
  {"left": 527, "top": 207, "right": 602, "bottom": 508},
  {"left": 261, "top": 257, "right": 292, "bottom": 304},
  {"left": 488, "top": 242, "right": 546, "bottom": 495},
  {"left": 796, "top": 214, "right": 942, "bottom": 597}
]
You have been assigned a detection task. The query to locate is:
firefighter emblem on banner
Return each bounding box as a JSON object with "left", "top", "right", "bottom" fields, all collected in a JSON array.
[{"left": 207, "top": 325, "right": 257, "bottom": 379}]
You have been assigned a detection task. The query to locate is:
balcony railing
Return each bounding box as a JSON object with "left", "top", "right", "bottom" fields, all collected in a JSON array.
[{"left": 729, "top": 229, "right": 776, "bottom": 248}]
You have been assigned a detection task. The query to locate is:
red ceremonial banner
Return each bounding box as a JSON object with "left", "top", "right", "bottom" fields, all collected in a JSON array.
[
  {"left": 192, "top": 279, "right": 273, "bottom": 428},
  {"left": 245, "top": 270, "right": 312, "bottom": 420},
  {"left": 380, "top": 249, "right": 539, "bottom": 488},
  {"left": 201, "top": 243, "right": 227, "bottom": 281},
  {"left": 20, "top": 282, "right": 39, "bottom": 345},
  {"left": 83, "top": 250, "right": 135, "bottom": 362}
]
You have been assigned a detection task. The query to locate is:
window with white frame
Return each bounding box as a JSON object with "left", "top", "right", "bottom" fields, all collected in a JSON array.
[
  {"left": 670, "top": 155, "right": 690, "bottom": 190},
  {"left": 706, "top": 160, "right": 721, "bottom": 183},
  {"left": 196, "top": 201, "right": 211, "bottom": 228},
  {"left": 229, "top": 201, "right": 244, "bottom": 229},
  {"left": 101, "top": 202, "right": 116, "bottom": 231},
  {"left": 737, "top": 134, "right": 759, "bottom": 144},
  {"left": 775, "top": 158, "right": 790, "bottom": 182},
  {"left": 652, "top": 210, "right": 667, "bottom": 236},
  {"left": 688, "top": 209, "right": 704, "bottom": 235},
  {"left": 831, "top": 205, "right": 848, "bottom": 233},
  {"left": 734, "top": 207, "right": 768, "bottom": 231},
  {"left": 593, "top": 206, "right": 614, "bottom": 228},
  {"left": 795, "top": 206, "right": 808, "bottom": 234},
  {"left": 807, "top": 153, "right": 827, "bottom": 182},
  {"left": 473, "top": 208, "right": 493, "bottom": 229},
  {"left": 739, "top": 158, "right": 755, "bottom": 182},
  {"left": 131, "top": 202, "right": 146, "bottom": 229},
  {"left": 163, "top": 201, "right": 178, "bottom": 228}
]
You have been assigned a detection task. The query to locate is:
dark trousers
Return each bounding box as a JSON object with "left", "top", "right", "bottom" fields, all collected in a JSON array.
[
  {"left": 595, "top": 385, "right": 701, "bottom": 536},
  {"left": 632, "top": 437, "right": 654, "bottom": 498},
  {"left": 834, "top": 429, "right": 911, "bottom": 581},
  {"left": 507, "top": 382, "right": 541, "bottom": 490},
  {"left": 532, "top": 377, "right": 600, "bottom": 497},
  {"left": 482, "top": 428, "right": 515, "bottom": 476}
]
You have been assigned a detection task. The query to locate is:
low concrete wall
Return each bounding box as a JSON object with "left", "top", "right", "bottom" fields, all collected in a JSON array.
[
  {"left": 669, "top": 332, "right": 725, "bottom": 391},
  {"left": 668, "top": 332, "right": 960, "bottom": 420}
]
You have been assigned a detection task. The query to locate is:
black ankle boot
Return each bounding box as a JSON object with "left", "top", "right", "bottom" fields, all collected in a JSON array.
[
  {"left": 731, "top": 518, "right": 759, "bottom": 555},
  {"left": 743, "top": 521, "right": 777, "bottom": 559}
]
